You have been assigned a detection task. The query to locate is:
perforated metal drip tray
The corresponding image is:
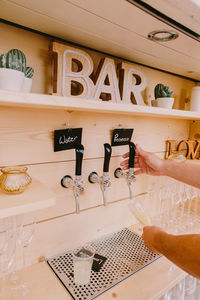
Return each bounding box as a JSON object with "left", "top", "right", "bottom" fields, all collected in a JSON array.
[{"left": 47, "top": 228, "right": 161, "bottom": 300}]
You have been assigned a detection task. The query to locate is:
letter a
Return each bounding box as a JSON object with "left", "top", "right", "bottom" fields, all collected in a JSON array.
[
  {"left": 118, "top": 62, "right": 146, "bottom": 105},
  {"left": 93, "top": 58, "right": 120, "bottom": 103}
]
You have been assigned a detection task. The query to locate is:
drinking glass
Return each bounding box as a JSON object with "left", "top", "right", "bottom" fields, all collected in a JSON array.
[
  {"left": 73, "top": 245, "right": 95, "bottom": 285},
  {"left": 18, "top": 215, "right": 35, "bottom": 295},
  {"left": 185, "top": 275, "right": 197, "bottom": 296},
  {"left": 161, "top": 278, "right": 185, "bottom": 300},
  {"left": 0, "top": 218, "right": 16, "bottom": 300},
  {"left": 9, "top": 214, "right": 35, "bottom": 296}
]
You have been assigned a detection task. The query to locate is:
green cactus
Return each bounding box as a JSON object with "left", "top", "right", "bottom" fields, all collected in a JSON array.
[
  {"left": 0, "top": 53, "right": 7, "bottom": 68},
  {"left": 6, "top": 49, "right": 26, "bottom": 72},
  {"left": 0, "top": 49, "right": 34, "bottom": 81},
  {"left": 154, "top": 83, "right": 173, "bottom": 99},
  {"left": 25, "top": 66, "right": 34, "bottom": 78}
]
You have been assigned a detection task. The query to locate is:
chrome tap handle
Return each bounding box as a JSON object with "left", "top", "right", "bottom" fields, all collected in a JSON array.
[
  {"left": 102, "top": 173, "right": 111, "bottom": 187},
  {"left": 75, "top": 144, "right": 84, "bottom": 176},
  {"left": 88, "top": 171, "right": 99, "bottom": 184},
  {"left": 114, "top": 167, "right": 123, "bottom": 178},
  {"left": 88, "top": 144, "right": 112, "bottom": 207},
  {"left": 114, "top": 143, "right": 136, "bottom": 182},
  {"left": 103, "top": 143, "right": 112, "bottom": 173},
  {"left": 74, "top": 175, "right": 84, "bottom": 214},
  {"left": 61, "top": 175, "right": 73, "bottom": 188},
  {"left": 74, "top": 176, "right": 84, "bottom": 193},
  {"left": 60, "top": 144, "right": 84, "bottom": 214},
  {"left": 129, "top": 142, "right": 136, "bottom": 169}
]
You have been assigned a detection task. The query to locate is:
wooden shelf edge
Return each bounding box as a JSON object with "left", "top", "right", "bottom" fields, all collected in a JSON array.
[
  {"left": 0, "top": 178, "right": 56, "bottom": 218},
  {"left": 0, "top": 90, "right": 200, "bottom": 120}
]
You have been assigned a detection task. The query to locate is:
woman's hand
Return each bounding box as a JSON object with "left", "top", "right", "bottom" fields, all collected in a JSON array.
[{"left": 120, "top": 144, "right": 165, "bottom": 176}]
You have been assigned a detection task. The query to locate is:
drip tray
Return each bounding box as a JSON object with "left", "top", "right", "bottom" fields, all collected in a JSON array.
[{"left": 47, "top": 228, "right": 160, "bottom": 300}]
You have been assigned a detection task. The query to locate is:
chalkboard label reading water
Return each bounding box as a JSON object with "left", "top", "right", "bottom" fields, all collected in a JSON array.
[
  {"left": 111, "top": 128, "right": 134, "bottom": 146},
  {"left": 54, "top": 128, "right": 82, "bottom": 152}
]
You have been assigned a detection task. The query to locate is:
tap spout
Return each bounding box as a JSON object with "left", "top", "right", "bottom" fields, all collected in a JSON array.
[
  {"left": 100, "top": 172, "right": 111, "bottom": 207},
  {"left": 73, "top": 175, "right": 84, "bottom": 214}
]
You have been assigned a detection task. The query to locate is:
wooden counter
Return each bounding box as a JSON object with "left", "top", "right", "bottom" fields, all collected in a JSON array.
[{"left": 6, "top": 257, "right": 186, "bottom": 300}]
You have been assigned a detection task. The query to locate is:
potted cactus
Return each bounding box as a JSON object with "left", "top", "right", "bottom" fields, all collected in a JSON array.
[
  {"left": 152, "top": 83, "right": 174, "bottom": 109},
  {"left": 0, "top": 49, "right": 34, "bottom": 92}
]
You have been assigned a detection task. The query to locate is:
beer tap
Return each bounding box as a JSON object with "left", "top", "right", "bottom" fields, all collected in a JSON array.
[
  {"left": 88, "top": 143, "right": 112, "bottom": 207},
  {"left": 114, "top": 142, "right": 136, "bottom": 200},
  {"left": 114, "top": 142, "right": 151, "bottom": 225},
  {"left": 61, "top": 144, "right": 84, "bottom": 214}
]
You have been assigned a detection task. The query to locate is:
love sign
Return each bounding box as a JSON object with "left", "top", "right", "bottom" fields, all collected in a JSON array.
[
  {"left": 166, "top": 139, "right": 200, "bottom": 159},
  {"left": 51, "top": 42, "right": 146, "bottom": 105}
]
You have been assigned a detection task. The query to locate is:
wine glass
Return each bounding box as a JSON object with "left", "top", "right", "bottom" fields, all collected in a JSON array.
[
  {"left": 18, "top": 215, "right": 35, "bottom": 295},
  {"left": 9, "top": 214, "right": 35, "bottom": 297},
  {"left": 0, "top": 217, "right": 16, "bottom": 300},
  {"left": 161, "top": 278, "right": 185, "bottom": 300},
  {"left": 184, "top": 275, "right": 197, "bottom": 296}
]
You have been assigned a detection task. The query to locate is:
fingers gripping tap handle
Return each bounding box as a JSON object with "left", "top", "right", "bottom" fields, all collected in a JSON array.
[
  {"left": 75, "top": 144, "right": 84, "bottom": 176},
  {"left": 103, "top": 143, "right": 112, "bottom": 173},
  {"left": 129, "top": 142, "right": 136, "bottom": 169}
]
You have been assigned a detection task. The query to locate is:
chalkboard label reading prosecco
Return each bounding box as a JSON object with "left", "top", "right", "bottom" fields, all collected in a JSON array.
[
  {"left": 54, "top": 128, "right": 82, "bottom": 152},
  {"left": 111, "top": 128, "right": 134, "bottom": 146}
]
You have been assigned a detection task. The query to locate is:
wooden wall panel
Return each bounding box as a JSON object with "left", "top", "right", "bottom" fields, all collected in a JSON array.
[
  {"left": 28, "top": 158, "right": 149, "bottom": 221},
  {"left": 189, "top": 120, "right": 200, "bottom": 140},
  {"left": 29, "top": 199, "right": 139, "bottom": 263},
  {"left": 0, "top": 106, "right": 190, "bottom": 166}
]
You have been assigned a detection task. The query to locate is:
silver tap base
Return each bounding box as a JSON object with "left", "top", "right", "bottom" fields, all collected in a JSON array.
[{"left": 47, "top": 228, "right": 160, "bottom": 300}]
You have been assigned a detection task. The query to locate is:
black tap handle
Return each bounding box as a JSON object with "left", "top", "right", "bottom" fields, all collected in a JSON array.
[
  {"left": 129, "top": 142, "right": 136, "bottom": 168},
  {"left": 75, "top": 144, "right": 84, "bottom": 176},
  {"left": 103, "top": 143, "right": 112, "bottom": 173}
]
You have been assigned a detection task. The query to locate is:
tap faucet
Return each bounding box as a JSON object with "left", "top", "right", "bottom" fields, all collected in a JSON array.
[
  {"left": 88, "top": 143, "right": 112, "bottom": 206},
  {"left": 114, "top": 142, "right": 152, "bottom": 225},
  {"left": 114, "top": 142, "right": 136, "bottom": 200},
  {"left": 61, "top": 144, "right": 84, "bottom": 214}
]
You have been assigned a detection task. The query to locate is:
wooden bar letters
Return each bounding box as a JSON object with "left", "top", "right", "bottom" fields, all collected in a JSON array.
[{"left": 52, "top": 42, "right": 146, "bottom": 105}]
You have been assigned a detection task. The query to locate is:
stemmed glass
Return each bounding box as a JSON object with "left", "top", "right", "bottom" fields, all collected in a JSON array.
[
  {"left": 9, "top": 214, "right": 36, "bottom": 297},
  {"left": 160, "top": 278, "right": 185, "bottom": 300},
  {"left": 184, "top": 275, "right": 197, "bottom": 297},
  {"left": 18, "top": 214, "right": 35, "bottom": 296},
  {"left": 0, "top": 217, "right": 16, "bottom": 300}
]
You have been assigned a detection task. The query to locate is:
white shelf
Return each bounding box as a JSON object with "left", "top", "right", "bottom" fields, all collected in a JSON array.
[
  {"left": 0, "top": 178, "right": 56, "bottom": 218},
  {"left": 0, "top": 90, "right": 200, "bottom": 120}
]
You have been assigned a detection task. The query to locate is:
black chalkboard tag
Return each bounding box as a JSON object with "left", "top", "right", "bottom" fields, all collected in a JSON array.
[
  {"left": 92, "top": 253, "right": 107, "bottom": 272},
  {"left": 111, "top": 128, "right": 134, "bottom": 146},
  {"left": 54, "top": 128, "right": 82, "bottom": 152}
]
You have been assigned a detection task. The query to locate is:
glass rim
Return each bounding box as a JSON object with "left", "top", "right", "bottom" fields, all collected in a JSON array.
[
  {"left": 72, "top": 245, "right": 95, "bottom": 260},
  {"left": 1, "top": 166, "right": 28, "bottom": 174}
]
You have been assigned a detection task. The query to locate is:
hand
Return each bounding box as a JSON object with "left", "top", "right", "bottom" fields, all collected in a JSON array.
[
  {"left": 120, "top": 144, "right": 165, "bottom": 176},
  {"left": 142, "top": 226, "right": 164, "bottom": 254}
]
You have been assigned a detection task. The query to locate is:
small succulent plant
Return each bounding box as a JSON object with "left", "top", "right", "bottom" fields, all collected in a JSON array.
[
  {"left": 154, "top": 83, "right": 173, "bottom": 99},
  {"left": 25, "top": 66, "right": 34, "bottom": 78},
  {"left": 0, "top": 49, "right": 34, "bottom": 78}
]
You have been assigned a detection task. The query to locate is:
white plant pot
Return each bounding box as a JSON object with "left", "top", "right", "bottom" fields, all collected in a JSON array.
[
  {"left": 190, "top": 86, "right": 200, "bottom": 112},
  {"left": 0, "top": 68, "right": 25, "bottom": 92},
  {"left": 21, "top": 77, "right": 32, "bottom": 93},
  {"left": 154, "top": 97, "right": 174, "bottom": 109}
]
